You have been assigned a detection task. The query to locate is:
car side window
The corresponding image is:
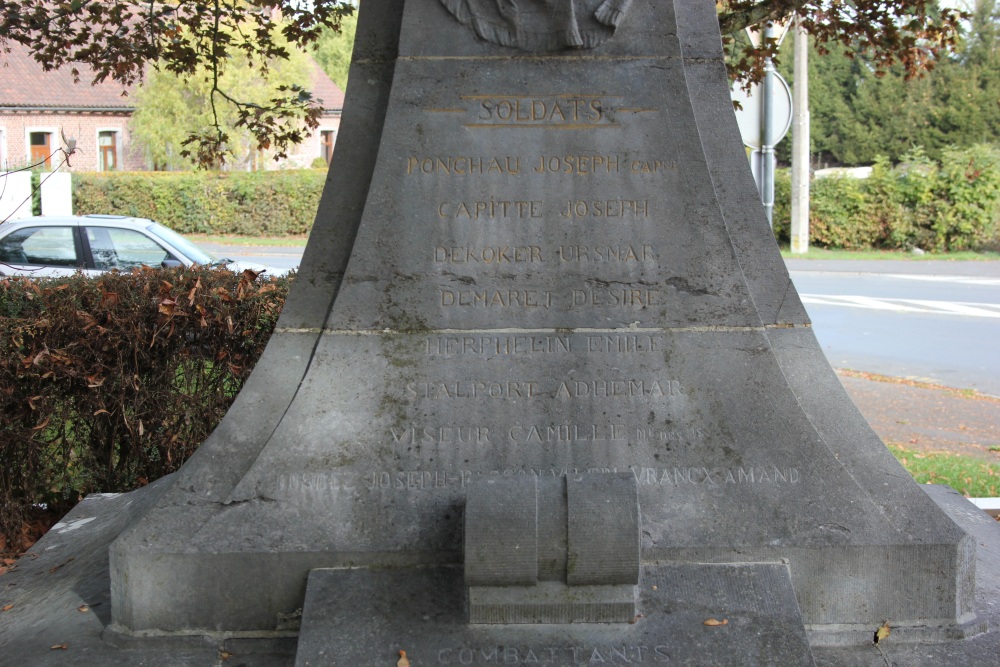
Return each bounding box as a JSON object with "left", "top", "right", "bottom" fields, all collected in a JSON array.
[
  {"left": 0, "top": 227, "right": 79, "bottom": 266},
  {"left": 86, "top": 227, "right": 174, "bottom": 270}
]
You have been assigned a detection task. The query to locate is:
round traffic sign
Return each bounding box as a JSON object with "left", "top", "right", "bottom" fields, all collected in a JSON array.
[{"left": 730, "top": 73, "right": 793, "bottom": 149}]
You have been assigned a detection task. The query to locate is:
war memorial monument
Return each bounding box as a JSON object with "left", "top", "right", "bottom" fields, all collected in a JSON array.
[{"left": 4, "top": 0, "right": 1000, "bottom": 664}]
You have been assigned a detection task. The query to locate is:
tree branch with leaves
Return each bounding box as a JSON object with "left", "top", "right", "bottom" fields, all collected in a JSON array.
[{"left": 0, "top": 0, "right": 354, "bottom": 167}]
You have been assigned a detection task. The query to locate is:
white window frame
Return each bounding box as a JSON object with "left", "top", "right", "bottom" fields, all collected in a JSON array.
[
  {"left": 25, "top": 126, "right": 60, "bottom": 171},
  {"left": 96, "top": 127, "right": 124, "bottom": 172}
]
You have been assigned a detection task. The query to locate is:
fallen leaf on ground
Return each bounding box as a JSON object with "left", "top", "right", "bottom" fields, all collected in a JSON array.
[
  {"left": 874, "top": 621, "right": 891, "bottom": 644},
  {"left": 78, "top": 605, "right": 89, "bottom": 613},
  {"left": 219, "top": 651, "right": 232, "bottom": 661},
  {"left": 703, "top": 618, "right": 729, "bottom": 626},
  {"left": 49, "top": 643, "right": 68, "bottom": 650},
  {"left": 2, "top": 604, "right": 13, "bottom": 612},
  {"left": 398, "top": 649, "right": 411, "bottom": 667}
]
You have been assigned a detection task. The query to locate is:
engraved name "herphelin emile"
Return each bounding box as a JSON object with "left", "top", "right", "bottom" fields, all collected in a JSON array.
[
  {"left": 424, "top": 334, "right": 665, "bottom": 356},
  {"left": 406, "top": 155, "right": 676, "bottom": 176}
]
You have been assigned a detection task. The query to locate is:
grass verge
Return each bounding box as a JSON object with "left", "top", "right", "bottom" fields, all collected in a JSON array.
[
  {"left": 779, "top": 247, "right": 1000, "bottom": 261},
  {"left": 889, "top": 444, "right": 1000, "bottom": 497}
]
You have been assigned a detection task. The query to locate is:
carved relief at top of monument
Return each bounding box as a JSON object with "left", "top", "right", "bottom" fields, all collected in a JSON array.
[{"left": 440, "top": 0, "right": 633, "bottom": 51}]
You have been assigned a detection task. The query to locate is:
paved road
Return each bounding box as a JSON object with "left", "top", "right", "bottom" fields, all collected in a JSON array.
[
  {"left": 787, "top": 259, "right": 1000, "bottom": 396},
  {"left": 205, "top": 243, "right": 1000, "bottom": 395}
]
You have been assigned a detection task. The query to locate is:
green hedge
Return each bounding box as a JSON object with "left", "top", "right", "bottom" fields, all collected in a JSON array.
[
  {"left": 73, "top": 169, "right": 327, "bottom": 236},
  {"left": 772, "top": 145, "right": 1000, "bottom": 251},
  {"left": 0, "top": 268, "right": 290, "bottom": 551}
]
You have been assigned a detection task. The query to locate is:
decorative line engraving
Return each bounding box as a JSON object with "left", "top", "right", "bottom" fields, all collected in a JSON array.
[{"left": 464, "top": 123, "right": 621, "bottom": 130}]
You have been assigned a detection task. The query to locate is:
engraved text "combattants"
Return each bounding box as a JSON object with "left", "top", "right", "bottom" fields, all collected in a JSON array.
[{"left": 436, "top": 644, "right": 670, "bottom": 664}]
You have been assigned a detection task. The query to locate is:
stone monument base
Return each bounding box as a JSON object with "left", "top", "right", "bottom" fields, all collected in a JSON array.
[{"left": 294, "top": 564, "right": 815, "bottom": 666}]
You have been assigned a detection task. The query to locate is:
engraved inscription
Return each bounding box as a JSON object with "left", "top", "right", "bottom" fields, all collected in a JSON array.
[
  {"left": 557, "top": 245, "right": 656, "bottom": 262},
  {"left": 423, "top": 334, "right": 667, "bottom": 357},
  {"left": 435, "top": 246, "right": 544, "bottom": 264},
  {"left": 571, "top": 288, "right": 662, "bottom": 308},
  {"left": 404, "top": 378, "right": 681, "bottom": 400},
  {"left": 426, "top": 335, "right": 572, "bottom": 356},
  {"left": 472, "top": 96, "right": 607, "bottom": 127},
  {"left": 440, "top": 288, "right": 555, "bottom": 309},
  {"left": 437, "top": 199, "right": 542, "bottom": 219},
  {"left": 560, "top": 199, "right": 649, "bottom": 219},
  {"left": 362, "top": 464, "right": 802, "bottom": 494},
  {"left": 435, "top": 644, "right": 670, "bottom": 664},
  {"left": 408, "top": 156, "right": 522, "bottom": 175},
  {"left": 405, "top": 154, "right": 677, "bottom": 176}
]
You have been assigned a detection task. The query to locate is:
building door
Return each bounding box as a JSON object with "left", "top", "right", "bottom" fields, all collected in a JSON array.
[
  {"left": 321, "top": 130, "right": 335, "bottom": 165},
  {"left": 29, "top": 132, "right": 52, "bottom": 168}
]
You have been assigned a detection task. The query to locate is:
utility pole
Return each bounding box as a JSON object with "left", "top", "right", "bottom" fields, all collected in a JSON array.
[{"left": 790, "top": 15, "right": 810, "bottom": 253}]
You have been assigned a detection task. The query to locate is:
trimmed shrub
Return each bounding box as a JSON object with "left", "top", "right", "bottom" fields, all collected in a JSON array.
[
  {"left": 0, "top": 267, "right": 290, "bottom": 550},
  {"left": 771, "top": 144, "right": 1000, "bottom": 250},
  {"left": 73, "top": 170, "right": 326, "bottom": 236}
]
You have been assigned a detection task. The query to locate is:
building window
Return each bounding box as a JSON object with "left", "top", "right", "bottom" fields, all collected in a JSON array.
[
  {"left": 29, "top": 132, "right": 52, "bottom": 169},
  {"left": 98, "top": 131, "right": 119, "bottom": 171},
  {"left": 320, "top": 130, "right": 335, "bottom": 165}
]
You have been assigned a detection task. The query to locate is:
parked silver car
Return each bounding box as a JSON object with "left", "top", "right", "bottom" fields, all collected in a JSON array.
[{"left": 0, "top": 215, "right": 286, "bottom": 277}]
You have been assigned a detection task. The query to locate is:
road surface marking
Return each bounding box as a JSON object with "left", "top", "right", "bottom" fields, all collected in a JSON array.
[{"left": 799, "top": 294, "right": 1000, "bottom": 318}]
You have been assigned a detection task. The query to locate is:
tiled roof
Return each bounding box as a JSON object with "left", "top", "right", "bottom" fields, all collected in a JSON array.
[
  {"left": 311, "top": 64, "right": 345, "bottom": 113},
  {"left": 1, "top": 41, "right": 345, "bottom": 114},
  {"left": 0, "top": 41, "right": 135, "bottom": 110}
]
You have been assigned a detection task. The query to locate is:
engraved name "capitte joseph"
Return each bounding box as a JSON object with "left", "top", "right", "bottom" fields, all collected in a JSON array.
[
  {"left": 405, "top": 379, "right": 681, "bottom": 400},
  {"left": 406, "top": 155, "right": 676, "bottom": 176},
  {"left": 434, "top": 198, "right": 649, "bottom": 219}
]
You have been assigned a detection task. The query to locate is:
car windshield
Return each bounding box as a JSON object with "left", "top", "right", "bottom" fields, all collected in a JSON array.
[{"left": 146, "top": 222, "right": 215, "bottom": 265}]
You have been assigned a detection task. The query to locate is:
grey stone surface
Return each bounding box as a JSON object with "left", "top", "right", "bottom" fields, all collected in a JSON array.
[
  {"left": 6, "top": 485, "right": 1000, "bottom": 665},
  {"left": 92, "top": 0, "right": 977, "bottom": 655},
  {"left": 294, "top": 563, "right": 816, "bottom": 666}
]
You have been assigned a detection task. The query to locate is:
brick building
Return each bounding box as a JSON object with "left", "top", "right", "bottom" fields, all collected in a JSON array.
[{"left": 0, "top": 42, "right": 344, "bottom": 172}]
